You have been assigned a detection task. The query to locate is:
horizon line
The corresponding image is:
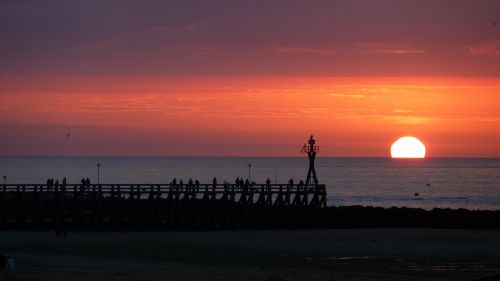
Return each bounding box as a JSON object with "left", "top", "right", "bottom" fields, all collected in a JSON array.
[{"left": 1, "top": 155, "right": 499, "bottom": 159}]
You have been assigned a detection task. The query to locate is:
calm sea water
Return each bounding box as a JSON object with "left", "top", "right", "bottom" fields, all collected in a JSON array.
[{"left": 0, "top": 157, "right": 499, "bottom": 210}]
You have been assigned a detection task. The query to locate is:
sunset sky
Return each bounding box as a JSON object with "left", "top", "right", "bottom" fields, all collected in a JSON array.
[{"left": 1, "top": 1, "right": 499, "bottom": 157}]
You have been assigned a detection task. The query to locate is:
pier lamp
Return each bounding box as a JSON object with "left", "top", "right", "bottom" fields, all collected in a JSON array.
[
  {"left": 97, "top": 163, "right": 101, "bottom": 185},
  {"left": 248, "top": 163, "right": 252, "bottom": 183}
]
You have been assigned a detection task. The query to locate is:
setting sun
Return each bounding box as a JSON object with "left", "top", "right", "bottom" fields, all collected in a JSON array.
[{"left": 391, "top": 136, "right": 426, "bottom": 158}]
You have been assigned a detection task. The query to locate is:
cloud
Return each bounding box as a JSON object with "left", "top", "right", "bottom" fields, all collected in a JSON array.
[
  {"left": 36, "top": 95, "right": 167, "bottom": 114},
  {"left": 466, "top": 40, "right": 500, "bottom": 57},
  {"left": 363, "top": 49, "right": 425, "bottom": 55},
  {"left": 269, "top": 47, "right": 338, "bottom": 55},
  {"left": 176, "top": 45, "right": 219, "bottom": 54},
  {"left": 328, "top": 93, "right": 365, "bottom": 98},
  {"left": 356, "top": 42, "right": 425, "bottom": 55},
  {"left": 388, "top": 115, "right": 433, "bottom": 124},
  {"left": 184, "top": 24, "right": 203, "bottom": 31}
]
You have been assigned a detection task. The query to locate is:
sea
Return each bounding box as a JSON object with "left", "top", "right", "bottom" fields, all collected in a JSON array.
[{"left": 0, "top": 157, "right": 499, "bottom": 210}]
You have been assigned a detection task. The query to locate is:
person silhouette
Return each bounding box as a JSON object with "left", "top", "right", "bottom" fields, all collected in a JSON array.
[
  {"left": 195, "top": 179, "right": 200, "bottom": 192},
  {"left": 46, "top": 178, "right": 50, "bottom": 192},
  {"left": 298, "top": 180, "right": 304, "bottom": 192},
  {"left": 188, "top": 178, "right": 193, "bottom": 191},
  {"left": 62, "top": 177, "right": 67, "bottom": 192},
  {"left": 212, "top": 177, "right": 217, "bottom": 193}
]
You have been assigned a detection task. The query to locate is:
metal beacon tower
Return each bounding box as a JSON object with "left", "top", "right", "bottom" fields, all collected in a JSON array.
[{"left": 301, "top": 135, "right": 319, "bottom": 188}]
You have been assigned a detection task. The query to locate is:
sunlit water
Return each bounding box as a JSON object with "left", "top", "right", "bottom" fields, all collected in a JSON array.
[{"left": 0, "top": 157, "right": 499, "bottom": 210}]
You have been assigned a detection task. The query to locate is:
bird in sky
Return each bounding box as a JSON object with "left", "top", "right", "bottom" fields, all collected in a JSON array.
[{"left": 66, "top": 132, "right": 71, "bottom": 138}]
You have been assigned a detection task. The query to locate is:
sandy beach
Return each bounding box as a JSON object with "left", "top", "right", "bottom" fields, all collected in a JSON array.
[{"left": 1, "top": 229, "right": 499, "bottom": 281}]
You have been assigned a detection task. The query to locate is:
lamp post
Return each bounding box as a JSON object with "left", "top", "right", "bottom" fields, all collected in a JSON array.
[
  {"left": 248, "top": 163, "right": 252, "bottom": 183},
  {"left": 97, "top": 163, "right": 101, "bottom": 185}
]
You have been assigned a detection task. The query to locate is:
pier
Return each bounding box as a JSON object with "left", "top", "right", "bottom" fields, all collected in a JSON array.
[
  {"left": 0, "top": 182, "right": 326, "bottom": 230},
  {"left": 0, "top": 136, "right": 328, "bottom": 230}
]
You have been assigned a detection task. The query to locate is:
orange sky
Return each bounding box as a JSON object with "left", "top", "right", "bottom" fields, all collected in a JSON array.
[
  {"left": 1, "top": 2, "right": 499, "bottom": 157},
  {"left": 1, "top": 76, "right": 499, "bottom": 157}
]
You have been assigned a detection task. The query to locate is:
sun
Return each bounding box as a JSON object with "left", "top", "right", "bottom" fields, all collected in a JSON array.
[{"left": 391, "top": 136, "right": 426, "bottom": 158}]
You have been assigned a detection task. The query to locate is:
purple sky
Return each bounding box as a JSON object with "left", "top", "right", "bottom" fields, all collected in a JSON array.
[{"left": 1, "top": 0, "right": 499, "bottom": 76}]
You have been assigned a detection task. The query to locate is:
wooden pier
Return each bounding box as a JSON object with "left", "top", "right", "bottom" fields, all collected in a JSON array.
[
  {"left": 0, "top": 136, "right": 328, "bottom": 230},
  {"left": 0, "top": 182, "right": 327, "bottom": 230}
]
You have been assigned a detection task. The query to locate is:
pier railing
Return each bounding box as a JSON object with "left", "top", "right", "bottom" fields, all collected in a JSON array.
[{"left": 0, "top": 183, "right": 325, "bottom": 206}]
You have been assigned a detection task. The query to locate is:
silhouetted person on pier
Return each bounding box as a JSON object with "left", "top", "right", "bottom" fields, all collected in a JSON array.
[
  {"left": 179, "top": 179, "right": 183, "bottom": 190},
  {"left": 222, "top": 180, "right": 230, "bottom": 201},
  {"left": 195, "top": 179, "right": 200, "bottom": 192},
  {"left": 62, "top": 177, "right": 67, "bottom": 192},
  {"left": 54, "top": 179, "right": 59, "bottom": 192},
  {"left": 212, "top": 177, "right": 217, "bottom": 194},
  {"left": 235, "top": 177, "right": 240, "bottom": 188},
  {"left": 172, "top": 178, "right": 177, "bottom": 186},
  {"left": 85, "top": 178, "right": 90, "bottom": 188},
  {"left": 287, "top": 178, "right": 294, "bottom": 192},
  {"left": 188, "top": 178, "right": 193, "bottom": 191},
  {"left": 299, "top": 180, "right": 304, "bottom": 192}
]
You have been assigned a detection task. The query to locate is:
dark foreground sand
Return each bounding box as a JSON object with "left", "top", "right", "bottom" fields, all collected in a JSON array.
[{"left": 1, "top": 229, "right": 499, "bottom": 281}]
